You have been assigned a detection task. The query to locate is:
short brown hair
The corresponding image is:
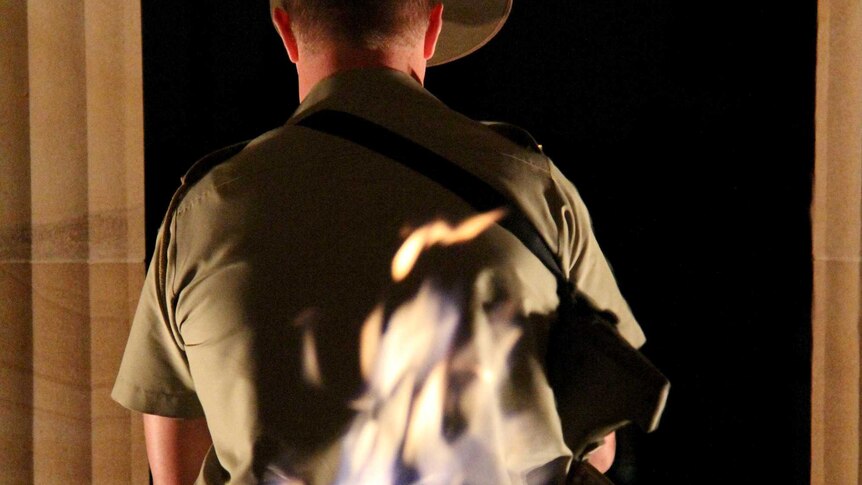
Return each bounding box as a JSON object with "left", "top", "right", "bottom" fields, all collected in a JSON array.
[{"left": 271, "top": 0, "right": 436, "bottom": 50}]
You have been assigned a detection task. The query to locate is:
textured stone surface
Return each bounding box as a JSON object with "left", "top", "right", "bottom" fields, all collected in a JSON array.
[
  {"left": 27, "top": 0, "right": 89, "bottom": 264},
  {"left": 90, "top": 262, "right": 146, "bottom": 483},
  {"left": 0, "top": 2, "right": 34, "bottom": 483},
  {"left": 0, "top": 0, "right": 31, "bottom": 265},
  {"left": 0, "top": 0, "right": 146, "bottom": 482},
  {"left": 0, "top": 263, "right": 34, "bottom": 484},
  {"left": 32, "top": 262, "right": 91, "bottom": 484},
  {"left": 812, "top": 1, "right": 862, "bottom": 484}
]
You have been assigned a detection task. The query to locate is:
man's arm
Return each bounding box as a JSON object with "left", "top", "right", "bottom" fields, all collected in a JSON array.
[
  {"left": 143, "top": 414, "right": 213, "bottom": 485},
  {"left": 586, "top": 431, "right": 616, "bottom": 473}
]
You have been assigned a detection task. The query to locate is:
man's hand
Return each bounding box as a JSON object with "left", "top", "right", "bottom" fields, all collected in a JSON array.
[
  {"left": 586, "top": 431, "right": 616, "bottom": 474},
  {"left": 143, "top": 414, "right": 212, "bottom": 485}
]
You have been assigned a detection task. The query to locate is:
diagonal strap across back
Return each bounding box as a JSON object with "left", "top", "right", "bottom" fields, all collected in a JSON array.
[{"left": 296, "top": 110, "right": 670, "bottom": 471}]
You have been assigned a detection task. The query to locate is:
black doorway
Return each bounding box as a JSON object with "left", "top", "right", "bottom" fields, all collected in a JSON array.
[{"left": 142, "top": 1, "right": 815, "bottom": 483}]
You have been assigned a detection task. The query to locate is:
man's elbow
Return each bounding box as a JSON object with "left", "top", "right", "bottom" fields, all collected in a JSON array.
[{"left": 586, "top": 431, "right": 616, "bottom": 474}]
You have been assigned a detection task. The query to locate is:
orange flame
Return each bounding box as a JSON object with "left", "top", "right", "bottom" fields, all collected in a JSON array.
[
  {"left": 327, "top": 209, "right": 567, "bottom": 485},
  {"left": 391, "top": 209, "right": 506, "bottom": 282}
]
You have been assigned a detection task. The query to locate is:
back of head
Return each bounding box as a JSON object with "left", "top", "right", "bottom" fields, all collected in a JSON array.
[{"left": 271, "top": 0, "right": 436, "bottom": 51}]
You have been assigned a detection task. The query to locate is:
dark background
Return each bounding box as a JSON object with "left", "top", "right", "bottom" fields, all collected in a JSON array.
[{"left": 142, "top": 1, "right": 816, "bottom": 483}]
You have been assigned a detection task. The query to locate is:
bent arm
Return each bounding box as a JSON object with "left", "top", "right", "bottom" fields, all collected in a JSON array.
[{"left": 143, "top": 414, "right": 213, "bottom": 485}]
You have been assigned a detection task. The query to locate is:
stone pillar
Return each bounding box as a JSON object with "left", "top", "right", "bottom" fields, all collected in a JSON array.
[
  {"left": 28, "top": 1, "right": 92, "bottom": 481},
  {"left": 0, "top": 0, "right": 146, "bottom": 482},
  {"left": 812, "top": 1, "right": 862, "bottom": 484},
  {"left": 83, "top": 0, "right": 148, "bottom": 482},
  {"left": 0, "top": 1, "right": 34, "bottom": 483}
]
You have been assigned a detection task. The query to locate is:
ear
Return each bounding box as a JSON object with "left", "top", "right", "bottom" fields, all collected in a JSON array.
[
  {"left": 424, "top": 3, "right": 444, "bottom": 60},
  {"left": 272, "top": 7, "right": 300, "bottom": 63}
]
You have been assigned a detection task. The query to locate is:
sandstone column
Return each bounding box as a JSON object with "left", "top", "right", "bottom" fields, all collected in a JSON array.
[
  {"left": 0, "top": 0, "right": 146, "bottom": 482},
  {"left": 0, "top": 1, "right": 34, "bottom": 483},
  {"left": 83, "top": 0, "right": 148, "bottom": 482},
  {"left": 812, "top": 1, "right": 862, "bottom": 484}
]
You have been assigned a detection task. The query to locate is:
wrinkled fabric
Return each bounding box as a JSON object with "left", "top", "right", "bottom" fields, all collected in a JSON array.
[{"left": 112, "top": 68, "right": 644, "bottom": 484}]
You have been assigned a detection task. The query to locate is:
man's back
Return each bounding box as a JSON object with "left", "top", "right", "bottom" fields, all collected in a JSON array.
[{"left": 113, "top": 67, "right": 643, "bottom": 483}]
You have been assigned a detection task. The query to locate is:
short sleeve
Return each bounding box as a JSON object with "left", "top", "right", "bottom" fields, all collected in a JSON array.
[
  {"left": 111, "top": 224, "right": 205, "bottom": 418},
  {"left": 549, "top": 163, "right": 647, "bottom": 348}
]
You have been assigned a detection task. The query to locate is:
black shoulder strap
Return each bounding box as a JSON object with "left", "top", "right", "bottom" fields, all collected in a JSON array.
[
  {"left": 303, "top": 112, "right": 672, "bottom": 441},
  {"left": 296, "top": 109, "right": 570, "bottom": 290},
  {"left": 155, "top": 141, "right": 250, "bottom": 328},
  {"left": 481, "top": 121, "right": 545, "bottom": 155}
]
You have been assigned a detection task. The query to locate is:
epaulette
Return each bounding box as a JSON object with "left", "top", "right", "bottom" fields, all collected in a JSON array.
[
  {"left": 179, "top": 140, "right": 251, "bottom": 187},
  {"left": 155, "top": 140, "right": 251, "bottom": 329},
  {"left": 482, "top": 121, "right": 545, "bottom": 155}
]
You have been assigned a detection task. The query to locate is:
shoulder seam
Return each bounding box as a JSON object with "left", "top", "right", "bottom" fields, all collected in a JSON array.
[
  {"left": 154, "top": 140, "right": 251, "bottom": 333},
  {"left": 481, "top": 121, "right": 545, "bottom": 155}
]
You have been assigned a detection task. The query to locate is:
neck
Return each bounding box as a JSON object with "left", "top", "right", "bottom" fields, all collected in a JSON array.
[{"left": 295, "top": 44, "right": 426, "bottom": 100}]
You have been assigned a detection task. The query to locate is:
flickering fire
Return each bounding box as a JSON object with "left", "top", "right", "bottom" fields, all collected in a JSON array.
[
  {"left": 334, "top": 210, "right": 528, "bottom": 485},
  {"left": 391, "top": 209, "right": 506, "bottom": 282},
  {"left": 267, "top": 210, "right": 556, "bottom": 485},
  {"left": 295, "top": 307, "right": 323, "bottom": 388},
  {"left": 336, "top": 280, "right": 525, "bottom": 485}
]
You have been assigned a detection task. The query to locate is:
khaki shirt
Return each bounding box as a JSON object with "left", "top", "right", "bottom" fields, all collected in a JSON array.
[{"left": 112, "top": 68, "right": 645, "bottom": 484}]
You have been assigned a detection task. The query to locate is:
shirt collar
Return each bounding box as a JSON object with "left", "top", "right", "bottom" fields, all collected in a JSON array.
[{"left": 289, "top": 68, "right": 445, "bottom": 122}]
